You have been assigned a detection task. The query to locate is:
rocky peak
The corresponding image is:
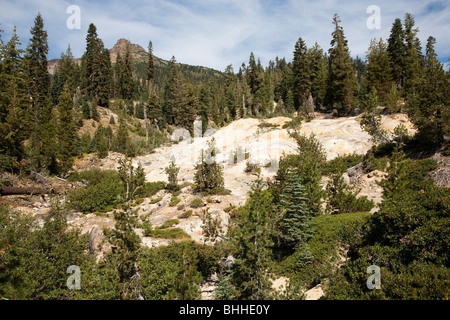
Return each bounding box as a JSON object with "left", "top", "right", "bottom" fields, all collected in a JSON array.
[{"left": 109, "top": 38, "right": 148, "bottom": 64}]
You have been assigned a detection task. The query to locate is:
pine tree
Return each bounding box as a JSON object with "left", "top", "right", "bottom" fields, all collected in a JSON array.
[
  {"left": 82, "top": 99, "right": 91, "bottom": 119},
  {"left": 408, "top": 36, "right": 449, "bottom": 144},
  {"left": 361, "top": 86, "right": 386, "bottom": 142},
  {"left": 0, "top": 27, "right": 27, "bottom": 162},
  {"left": 57, "top": 82, "right": 77, "bottom": 173},
  {"left": 193, "top": 138, "right": 224, "bottom": 193},
  {"left": 25, "top": 14, "right": 58, "bottom": 173},
  {"left": 292, "top": 37, "right": 312, "bottom": 113},
  {"left": 115, "top": 116, "right": 131, "bottom": 155},
  {"left": 232, "top": 178, "right": 275, "bottom": 300},
  {"left": 164, "top": 158, "right": 180, "bottom": 191},
  {"left": 328, "top": 13, "right": 354, "bottom": 114},
  {"left": 279, "top": 169, "right": 313, "bottom": 247},
  {"left": 147, "top": 40, "right": 154, "bottom": 94},
  {"left": 403, "top": 13, "right": 423, "bottom": 99},
  {"left": 366, "top": 38, "right": 394, "bottom": 102},
  {"left": 94, "top": 123, "right": 109, "bottom": 159},
  {"left": 387, "top": 18, "right": 406, "bottom": 90},
  {"left": 161, "top": 56, "right": 179, "bottom": 125},
  {"left": 308, "top": 43, "right": 328, "bottom": 108},
  {"left": 147, "top": 92, "right": 161, "bottom": 147},
  {"left": 114, "top": 52, "right": 123, "bottom": 98},
  {"left": 175, "top": 81, "right": 197, "bottom": 135},
  {"left": 121, "top": 42, "right": 134, "bottom": 100},
  {"left": 82, "top": 23, "right": 111, "bottom": 107}
]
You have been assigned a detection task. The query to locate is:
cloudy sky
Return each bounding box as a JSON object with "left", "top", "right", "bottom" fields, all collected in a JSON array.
[{"left": 0, "top": 0, "right": 449, "bottom": 71}]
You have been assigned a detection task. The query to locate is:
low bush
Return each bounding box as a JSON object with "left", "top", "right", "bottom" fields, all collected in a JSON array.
[
  {"left": 169, "top": 197, "right": 181, "bottom": 207},
  {"left": 179, "top": 210, "right": 193, "bottom": 219},
  {"left": 150, "top": 197, "right": 163, "bottom": 204},
  {"left": 157, "top": 219, "right": 180, "bottom": 229},
  {"left": 146, "top": 228, "right": 191, "bottom": 239},
  {"left": 67, "top": 169, "right": 124, "bottom": 213},
  {"left": 190, "top": 198, "right": 204, "bottom": 208},
  {"left": 321, "top": 153, "right": 364, "bottom": 176}
]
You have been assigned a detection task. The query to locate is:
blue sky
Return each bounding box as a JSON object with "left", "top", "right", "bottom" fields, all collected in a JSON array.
[{"left": 0, "top": 0, "right": 449, "bottom": 71}]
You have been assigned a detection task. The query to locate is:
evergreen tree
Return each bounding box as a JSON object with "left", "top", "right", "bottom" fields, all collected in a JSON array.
[
  {"left": 408, "top": 36, "right": 449, "bottom": 144},
  {"left": 82, "top": 99, "right": 91, "bottom": 119},
  {"left": 0, "top": 27, "right": 27, "bottom": 162},
  {"left": 121, "top": 42, "right": 134, "bottom": 100},
  {"left": 279, "top": 169, "right": 313, "bottom": 248},
  {"left": 82, "top": 23, "right": 111, "bottom": 107},
  {"left": 193, "top": 138, "right": 224, "bottom": 193},
  {"left": 232, "top": 178, "right": 275, "bottom": 300},
  {"left": 164, "top": 158, "right": 180, "bottom": 191},
  {"left": 175, "top": 81, "right": 197, "bottom": 135},
  {"left": 366, "top": 38, "right": 394, "bottom": 102},
  {"left": 115, "top": 116, "right": 131, "bottom": 155},
  {"left": 387, "top": 18, "right": 406, "bottom": 90},
  {"left": 361, "top": 86, "right": 386, "bottom": 142},
  {"left": 161, "top": 56, "right": 180, "bottom": 125},
  {"left": 147, "top": 40, "right": 154, "bottom": 94},
  {"left": 328, "top": 14, "right": 354, "bottom": 114},
  {"left": 403, "top": 13, "right": 423, "bottom": 99},
  {"left": 147, "top": 92, "right": 161, "bottom": 147},
  {"left": 292, "top": 37, "right": 312, "bottom": 113},
  {"left": 308, "top": 43, "right": 328, "bottom": 108},
  {"left": 94, "top": 123, "right": 109, "bottom": 159},
  {"left": 57, "top": 82, "right": 77, "bottom": 173},
  {"left": 25, "top": 14, "right": 58, "bottom": 173},
  {"left": 114, "top": 52, "right": 123, "bottom": 98}
]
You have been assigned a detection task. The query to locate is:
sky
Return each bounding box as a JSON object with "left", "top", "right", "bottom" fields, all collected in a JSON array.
[{"left": 0, "top": 0, "right": 449, "bottom": 71}]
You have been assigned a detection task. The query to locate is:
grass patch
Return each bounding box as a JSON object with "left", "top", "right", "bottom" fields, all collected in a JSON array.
[
  {"left": 157, "top": 219, "right": 180, "bottom": 229},
  {"left": 190, "top": 198, "right": 204, "bottom": 208},
  {"left": 223, "top": 205, "right": 236, "bottom": 213},
  {"left": 169, "top": 197, "right": 181, "bottom": 207},
  {"left": 150, "top": 197, "right": 163, "bottom": 204},
  {"left": 147, "top": 228, "right": 191, "bottom": 239},
  {"left": 178, "top": 210, "right": 193, "bottom": 219}
]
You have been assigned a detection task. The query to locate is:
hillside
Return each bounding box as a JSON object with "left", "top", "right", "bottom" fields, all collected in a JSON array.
[{"left": 48, "top": 38, "right": 224, "bottom": 87}]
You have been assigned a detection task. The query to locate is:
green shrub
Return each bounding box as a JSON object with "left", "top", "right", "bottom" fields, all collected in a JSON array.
[
  {"left": 157, "top": 219, "right": 180, "bottom": 229},
  {"left": 190, "top": 198, "right": 204, "bottom": 208},
  {"left": 147, "top": 228, "right": 190, "bottom": 239},
  {"left": 142, "top": 181, "right": 165, "bottom": 197},
  {"left": 282, "top": 117, "right": 303, "bottom": 129},
  {"left": 326, "top": 174, "right": 374, "bottom": 214},
  {"left": 150, "top": 197, "right": 163, "bottom": 204},
  {"left": 142, "top": 220, "right": 153, "bottom": 237},
  {"left": 179, "top": 210, "right": 193, "bottom": 219},
  {"left": 169, "top": 197, "right": 181, "bottom": 207},
  {"left": 322, "top": 153, "right": 364, "bottom": 176},
  {"left": 223, "top": 205, "right": 236, "bottom": 213},
  {"left": 177, "top": 204, "right": 185, "bottom": 210},
  {"left": 274, "top": 212, "right": 371, "bottom": 288},
  {"left": 67, "top": 169, "right": 124, "bottom": 213},
  {"left": 258, "top": 122, "right": 279, "bottom": 130},
  {"left": 199, "top": 187, "right": 231, "bottom": 196}
]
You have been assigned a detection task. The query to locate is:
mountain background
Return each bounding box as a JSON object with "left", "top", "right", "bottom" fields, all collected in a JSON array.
[{"left": 48, "top": 38, "right": 225, "bottom": 92}]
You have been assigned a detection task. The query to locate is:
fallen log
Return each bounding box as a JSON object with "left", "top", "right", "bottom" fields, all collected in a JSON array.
[{"left": 0, "top": 186, "right": 51, "bottom": 195}]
